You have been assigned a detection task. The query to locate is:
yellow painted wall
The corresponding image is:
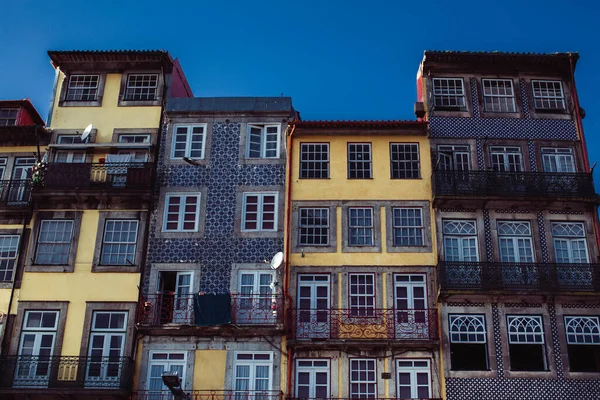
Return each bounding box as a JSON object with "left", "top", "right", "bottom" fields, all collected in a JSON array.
[
  {"left": 194, "top": 350, "right": 227, "bottom": 390},
  {"left": 0, "top": 289, "right": 11, "bottom": 315},
  {"left": 0, "top": 146, "right": 39, "bottom": 156}
]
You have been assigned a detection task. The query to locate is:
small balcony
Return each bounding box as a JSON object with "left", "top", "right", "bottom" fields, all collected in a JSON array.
[
  {"left": 286, "top": 398, "right": 442, "bottom": 400},
  {"left": 433, "top": 170, "right": 596, "bottom": 200},
  {"left": 132, "top": 390, "right": 283, "bottom": 400},
  {"left": 0, "top": 179, "right": 32, "bottom": 207},
  {"left": 0, "top": 355, "right": 133, "bottom": 396},
  {"left": 438, "top": 261, "right": 600, "bottom": 294},
  {"left": 138, "top": 293, "right": 284, "bottom": 328},
  {"left": 288, "top": 308, "right": 438, "bottom": 343}
]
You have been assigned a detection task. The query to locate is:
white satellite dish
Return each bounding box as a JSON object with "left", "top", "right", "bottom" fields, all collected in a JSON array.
[
  {"left": 270, "top": 252, "right": 284, "bottom": 270},
  {"left": 81, "top": 124, "right": 93, "bottom": 142}
]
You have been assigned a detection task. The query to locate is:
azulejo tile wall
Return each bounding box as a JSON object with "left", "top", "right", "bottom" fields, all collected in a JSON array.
[{"left": 145, "top": 121, "right": 285, "bottom": 293}]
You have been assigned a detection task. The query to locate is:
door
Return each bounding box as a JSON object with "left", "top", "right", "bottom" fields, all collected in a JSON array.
[
  {"left": 396, "top": 360, "right": 431, "bottom": 399},
  {"left": 295, "top": 359, "right": 330, "bottom": 399},
  {"left": 297, "top": 275, "right": 330, "bottom": 339},
  {"left": 147, "top": 352, "right": 186, "bottom": 400},
  {"left": 237, "top": 271, "right": 274, "bottom": 324},
  {"left": 395, "top": 275, "right": 429, "bottom": 339},
  {"left": 9, "top": 157, "right": 35, "bottom": 203},
  {"left": 173, "top": 272, "right": 193, "bottom": 323},
  {"left": 85, "top": 312, "right": 127, "bottom": 387}
]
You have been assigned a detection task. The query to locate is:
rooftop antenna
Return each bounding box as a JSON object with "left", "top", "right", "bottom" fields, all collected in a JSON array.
[{"left": 81, "top": 124, "right": 93, "bottom": 143}]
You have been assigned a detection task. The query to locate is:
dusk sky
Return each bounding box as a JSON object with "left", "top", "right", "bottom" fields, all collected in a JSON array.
[{"left": 1, "top": 0, "right": 598, "bottom": 178}]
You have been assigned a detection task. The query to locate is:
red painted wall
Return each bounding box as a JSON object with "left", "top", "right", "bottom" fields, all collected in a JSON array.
[
  {"left": 17, "top": 107, "right": 36, "bottom": 126},
  {"left": 169, "top": 58, "right": 193, "bottom": 98}
]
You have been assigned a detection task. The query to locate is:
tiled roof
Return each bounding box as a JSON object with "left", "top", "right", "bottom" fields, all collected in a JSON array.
[
  {"left": 422, "top": 50, "right": 579, "bottom": 69},
  {"left": 292, "top": 120, "right": 427, "bottom": 129},
  {"left": 0, "top": 99, "right": 45, "bottom": 126},
  {"left": 425, "top": 50, "right": 578, "bottom": 58},
  {"left": 167, "top": 97, "right": 294, "bottom": 113},
  {"left": 48, "top": 50, "right": 174, "bottom": 71}
]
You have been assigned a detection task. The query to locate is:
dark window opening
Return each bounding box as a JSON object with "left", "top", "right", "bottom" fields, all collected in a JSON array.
[
  {"left": 509, "top": 344, "right": 547, "bottom": 371},
  {"left": 568, "top": 345, "right": 600, "bottom": 372},
  {"left": 450, "top": 343, "right": 488, "bottom": 371}
]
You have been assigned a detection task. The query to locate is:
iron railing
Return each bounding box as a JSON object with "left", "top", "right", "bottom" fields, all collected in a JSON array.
[
  {"left": 288, "top": 308, "right": 438, "bottom": 341},
  {"left": 0, "top": 355, "right": 133, "bottom": 390},
  {"left": 0, "top": 179, "right": 32, "bottom": 206},
  {"left": 438, "top": 261, "right": 600, "bottom": 293},
  {"left": 40, "top": 162, "right": 153, "bottom": 190},
  {"left": 433, "top": 170, "right": 596, "bottom": 198},
  {"left": 138, "top": 294, "right": 283, "bottom": 326},
  {"left": 132, "top": 390, "right": 283, "bottom": 400},
  {"left": 286, "top": 398, "right": 443, "bottom": 400}
]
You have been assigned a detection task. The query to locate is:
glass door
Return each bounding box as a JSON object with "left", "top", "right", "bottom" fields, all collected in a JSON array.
[
  {"left": 237, "top": 271, "right": 274, "bottom": 324},
  {"left": 297, "top": 275, "right": 330, "bottom": 339},
  {"left": 85, "top": 312, "right": 126, "bottom": 387},
  {"left": 395, "top": 275, "right": 428, "bottom": 339}
]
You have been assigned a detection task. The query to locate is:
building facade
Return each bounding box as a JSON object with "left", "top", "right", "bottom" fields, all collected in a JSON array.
[
  {"left": 132, "top": 97, "right": 297, "bottom": 399},
  {"left": 285, "top": 120, "right": 442, "bottom": 400},
  {"left": 0, "top": 50, "right": 192, "bottom": 399},
  {"left": 418, "top": 51, "right": 600, "bottom": 399}
]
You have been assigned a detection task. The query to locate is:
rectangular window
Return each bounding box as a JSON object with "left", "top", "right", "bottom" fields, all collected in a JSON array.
[
  {"left": 542, "top": 148, "right": 575, "bottom": 173},
  {"left": 507, "top": 315, "right": 547, "bottom": 371},
  {"left": 397, "top": 359, "right": 431, "bottom": 399},
  {"left": 437, "top": 145, "right": 470, "bottom": 171},
  {"left": 349, "top": 273, "right": 375, "bottom": 317},
  {"left": 348, "top": 207, "right": 373, "bottom": 246},
  {"left": 124, "top": 74, "right": 159, "bottom": 101},
  {"left": 432, "top": 78, "right": 466, "bottom": 109},
  {"left": 482, "top": 79, "right": 516, "bottom": 112},
  {"left": 390, "top": 143, "right": 420, "bottom": 179},
  {"left": 490, "top": 146, "right": 523, "bottom": 172},
  {"left": 242, "top": 193, "right": 278, "bottom": 232},
  {"left": 349, "top": 359, "right": 376, "bottom": 398},
  {"left": 0, "top": 108, "right": 18, "bottom": 126},
  {"left": 247, "top": 124, "right": 280, "bottom": 158},
  {"left": 299, "top": 208, "right": 329, "bottom": 246},
  {"left": 147, "top": 352, "right": 187, "bottom": 393},
  {"left": 16, "top": 311, "right": 59, "bottom": 386},
  {"left": 552, "top": 222, "right": 589, "bottom": 264},
  {"left": 233, "top": 352, "right": 273, "bottom": 392},
  {"left": 0, "top": 235, "right": 19, "bottom": 282},
  {"left": 348, "top": 143, "right": 372, "bottom": 179},
  {"left": 119, "top": 134, "right": 150, "bottom": 144},
  {"left": 171, "top": 124, "right": 206, "bottom": 159},
  {"left": 498, "top": 221, "right": 534, "bottom": 262},
  {"left": 565, "top": 316, "right": 600, "bottom": 372},
  {"left": 35, "top": 220, "right": 74, "bottom": 265},
  {"left": 392, "top": 208, "right": 424, "bottom": 246},
  {"left": 295, "top": 359, "right": 330, "bottom": 399},
  {"left": 443, "top": 220, "right": 479, "bottom": 262},
  {"left": 300, "top": 143, "right": 329, "bottom": 179},
  {"left": 100, "top": 220, "right": 139, "bottom": 265},
  {"left": 532, "top": 80, "right": 565, "bottom": 110},
  {"left": 86, "top": 311, "right": 127, "bottom": 385},
  {"left": 163, "top": 193, "right": 201, "bottom": 232},
  {"left": 118, "top": 149, "right": 148, "bottom": 163},
  {"left": 54, "top": 150, "right": 86, "bottom": 163},
  {"left": 449, "top": 314, "right": 488, "bottom": 370},
  {"left": 57, "top": 135, "right": 83, "bottom": 144},
  {"left": 65, "top": 74, "right": 99, "bottom": 101}
]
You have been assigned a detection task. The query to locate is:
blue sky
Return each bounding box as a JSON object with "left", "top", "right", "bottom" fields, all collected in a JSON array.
[{"left": 1, "top": 0, "right": 598, "bottom": 176}]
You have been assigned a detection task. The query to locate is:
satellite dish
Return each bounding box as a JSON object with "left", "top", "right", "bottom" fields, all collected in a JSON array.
[
  {"left": 81, "top": 124, "right": 93, "bottom": 142},
  {"left": 270, "top": 252, "right": 284, "bottom": 270}
]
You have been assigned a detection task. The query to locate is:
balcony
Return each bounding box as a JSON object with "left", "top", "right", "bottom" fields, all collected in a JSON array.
[
  {"left": 438, "top": 261, "right": 600, "bottom": 293},
  {"left": 0, "top": 355, "right": 132, "bottom": 396},
  {"left": 0, "top": 179, "right": 32, "bottom": 207},
  {"left": 138, "top": 293, "right": 283, "bottom": 328},
  {"left": 132, "top": 390, "right": 283, "bottom": 400},
  {"left": 433, "top": 170, "right": 596, "bottom": 200},
  {"left": 288, "top": 308, "right": 438, "bottom": 343},
  {"left": 286, "top": 398, "right": 442, "bottom": 400}
]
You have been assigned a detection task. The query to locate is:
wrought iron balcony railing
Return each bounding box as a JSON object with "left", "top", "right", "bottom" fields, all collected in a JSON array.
[
  {"left": 433, "top": 170, "right": 596, "bottom": 198},
  {"left": 0, "top": 355, "right": 133, "bottom": 390},
  {"left": 132, "top": 390, "right": 283, "bottom": 400},
  {"left": 286, "top": 398, "right": 443, "bottom": 400},
  {"left": 0, "top": 179, "right": 32, "bottom": 206},
  {"left": 138, "top": 293, "right": 283, "bottom": 326},
  {"left": 288, "top": 308, "right": 438, "bottom": 341},
  {"left": 438, "top": 261, "right": 600, "bottom": 293},
  {"left": 39, "top": 162, "right": 153, "bottom": 190}
]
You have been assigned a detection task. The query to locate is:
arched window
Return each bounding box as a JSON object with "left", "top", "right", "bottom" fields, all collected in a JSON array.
[
  {"left": 564, "top": 316, "right": 600, "bottom": 372},
  {"left": 506, "top": 315, "right": 546, "bottom": 371},
  {"left": 448, "top": 315, "right": 488, "bottom": 370}
]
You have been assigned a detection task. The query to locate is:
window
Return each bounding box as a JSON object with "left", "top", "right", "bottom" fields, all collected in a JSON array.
[
  {"left": 349, "top": 274, "right": 375, "bottom": 317},
  {"left": 299, "top": 208, "right": 329, "bottom": 246},
  {"left": 247, "top": 124, "right": 280, "bottom": 158},
  {"left": 542, "top": 148, "right": 575, "bottom": 173},
  {"left": 507, "top": 315, "right": 547, "bottom": 371},
  {"left": 124, "top": 74, "right": 159, "bottom": 101},
  {"left": 437, "top": 145, "right": 470, "bottom": 171},
  {"left": 233, "top": 352, "right": 273, "bottom": 392},
  {"left": 498, "top": 221, "right": 534, "bottom": 262},
  {"left": 300, "top": 143, "right": 329, "bottom": 179},
  {"left": 65, "top": 75, "right": 99, "bottom": 101},
  {"left": 482, "top": 79, "right": 516, "bottom": 112},
  {"left": 348, "top": 143, "right": 372, "bottom": 179},
  {"left": 397, "top": 359, "right": 431, "bottom": 399},
  {"left": 490, "top": 146, "right": 523, "bottom": 172},
  {"left": 86, "top": 311, "right": 127, "bottom": 386},
  {"left": 0, "top": 235, "right": 19, "bottom": 282},
  {"left": 119, "top": 134, "right": 150, "bottom": 144},
  {"left": 443, "top": 220, "right": 479, "bottom": 262},
  {"left": 349, "top": 359, "right": 376, "bottom": 398},
  {"left": 0, "top": 108, "right": 18, "bottom": 126},
  {"left": 57, "top": 135, "right": 83, "bottom": 144},
  {"left": 242, "top": 193, "right": 278, "bottom": 232},
  {"left": 163, "top": 193, "right": 201, "bottom": 232},
  {"left": 100, "top": 220, "right": 139, "bottom": 265},
  {"left": 449, "top": 314, "right": 488, "bottom": 370},
  {"left": 552, "top": 222, "right": 588, "bottom": 263},
  {"left": 237, "top": 271, "right": 275, "bottom": 324},
  {"left": 432, "top": 78, "right": 466, "bottom": 109},
  {"left": 392, "top": 208, "right": 424, "bottom": 246},
  {"left": 118, "top": 149, "right": 148, "bottom": 163},
  {"left": 564, "top": 316, "right": 600, "bottom": 372},
  {"left": 348, "top": 208, "right": 373, "bottom": 246},
  {"left": 16, "top": 311, "right": 59, "bottom": 386},
  {"left": 147, "top": 352, "right": 187, "bottom": 393},
  {"left": 54, "top": 150, "right": 86, "bottom": 163},
  {"left": 532, "top": 80, "right": 565, "bottom": 110},
  {"left": 390, "top": 143, "right": 420, "bottom": 179},
  {"left": 171, "top": 124, "right": 206, "bottom": 159},
  {"left": 35, "top": 220, "right": 74, "bottom": 265},
  {"left": 295, "top": 359, "right": 330, "bottom": 398}
]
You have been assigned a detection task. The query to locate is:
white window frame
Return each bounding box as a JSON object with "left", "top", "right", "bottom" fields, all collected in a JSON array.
[
  {"left": 497, "top": 221, "right": 535, "bottom": 263},
  {"left": 171, "top": 124, "right": 207, "bottom": 160},
  {"left": 147, "top": 351, "right": 187, "bottom": 392},
  {"left": 124, "top": 73, "right": 159, "bottom": 101},
  {"left": 35, "top": 220, "right": 74, "bottom": 265},
  {"left": 295, "top": 359, "right": 330, "bottom": 399},
  {"left": 348, "top": 207, "right": 374, "bottom": 246},
  {"left": 241, "top": 192, "right": 278, "bottom": 232},
  {"left": 565, "top": 316, "right": 600, "bottom": 345},
  {"left": 0, "top": 235, "right": 19, "bottom": 282},
  {"left": 490, "top": 146, "right": 523, "bottom": 172},
  {"left": 298, "top": 207, "right": 329, "bottom": 246},
  {"left": 432, "top": 77, "right": 466, "bottom": 109},
  {"left": 449, "top": 314, "right": 487, "bottom": 343},
  {"left": 507, "top": 315, "right": 545, "bottom": 344},
  {"left": 349, "top": 273, "right": 375, "bottom": 316},
  {"left": 482, "top": 78, "right": 516, "bottom": 112},
  {"left": 87, "top": 311, "right": 127, "bottom": 372},
  {"left": 233, "top": 351, "right": 273, "bottom": 391},
  {"left": 54, "top": 150, "right": 86, "bottom": 163},
  {"left": 57, "top": 135, "right": 83, "bottom": 144},
  {"left": 437, "top": 145, "right": 471, "bottom": 171},
  {"left": 392, "top": 207, "right": 424, "bottom": 246},
  {"left": 100, "top": 220, "right": 139, "bottom": 265},
  {"left": 349, "top": 358, "right": 376, "bottom": 398},
  {"left": 118, "top": 134, "right": 151, "bottom": 144},
  {"left": 532, "top": 80, "right": 566, "bottom": 110},
  {"left": 390, "top": 143, "right": 420, "bottom": 179},
  {"left": 246, "top": 124, "right": 281, "bottom": 159},
  {"left": 552, "top": 222, "right": 589, "bottom": 264},
  {"left": 65, "top": 74, "right": 100, "bottom": 101},
  {"left": 541, "top": 148, "right": 576, "bottom": 173},
  {"left": 347, "top": 143, "right": 372, "bottom": 179},
  {"left": 442, "top": 220, "right": 479, "bottom": 262},
  {"left": 396, "top": 359, "right": 432, "bottom": 399},
  {"left": 163, "top": 193, "right": 202, "bottom": 232}
]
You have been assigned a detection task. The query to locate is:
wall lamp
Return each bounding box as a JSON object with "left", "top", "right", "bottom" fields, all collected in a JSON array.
[
  {"left": 183, "top": 157, "right": 202, "bottom": 166},
  {"left": 162, "top": 372, "right": 190, "bottom": 400}
]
